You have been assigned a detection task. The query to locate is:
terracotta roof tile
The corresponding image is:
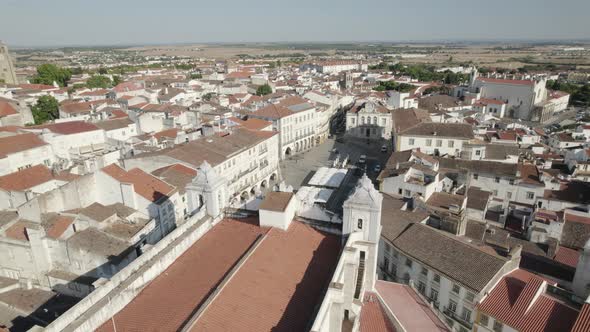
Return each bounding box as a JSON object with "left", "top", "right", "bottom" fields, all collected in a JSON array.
[
  {"left": 0, "top": 100, "right": 18, "bottom": 117},
  {"left": 45, "top": 215, "right": 74, "bottom": 239},
  {"left": 0, "top": 164, "right": 55, "bottom": 191},
  {"left": 478, "top": 269, "right": 579, "bottom": 332},
  {"left": 572, "top": 303, "right": 590, "bottom": 332},
  {"left": 0, "top": 133, "right": 47, "bottom": 158},
  {"left": 101, "top": 164, "right": 174, "bottom": 202},
  {"left": 190, "top": 221, "right": 340, "bottom": 331},
  {"left": 360, "top": 292, "right": 397, "bottom": 332},
  {"left": 96, "top": 219, "right": 268, "bottom": 332},
  {"left": 553, "top": 246, "right": 580, "bottom": 268}
]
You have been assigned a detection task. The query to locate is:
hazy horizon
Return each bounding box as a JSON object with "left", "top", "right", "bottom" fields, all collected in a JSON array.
[{"left": 2, "top": 0, "right": 589, "bottom": 47}]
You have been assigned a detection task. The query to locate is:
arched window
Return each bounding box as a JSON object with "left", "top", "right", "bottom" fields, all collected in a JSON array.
[
  {"left": 361, "top": 116, "right": 365, "bottom": 125},
  {"left": 357, "top": 218, "right": 363, "bottom": 229},
  {"left": 373, "top": 116, "right": 377, "bottom": 125}
]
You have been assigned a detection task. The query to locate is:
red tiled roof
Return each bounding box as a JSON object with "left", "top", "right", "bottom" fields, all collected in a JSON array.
[
  {"left": 477, "top": 77, "right": 535, "bottom": 86},
  {"left": 0, "top": 133, "right": 47, "bottom": 158},
  {"left": 478, "top": 269, "right": 579, "bottom": 332},
  {"left": 476, "top": 98, "right": 506, "bottom": 106},
  {"left": 46, "top": 215, "right": 74, "bottom": 239},
  {"left": 19, "top": 84, "right": 56, "bottom": 90},
  {"left": 360, "top": 293, "right": 397, "bottom": 332},
  {"left": 153, "top": 128, "right": 179, "bottom": 141},
  {"left": 5, "top": 221, "right": 30, "bottom": 241},
  {"left": 565, "top": 211, "right": 590, "bottom": 225},
  {"left": 96, "top": 219, "right": 268, "bottom": 332},
  {"left": 32, "top": 121, "right": 101, "bottom": 135},
  {"left": 553, "top": 246, "right": 580, "bottom": 268},
  {"left": 251, "top": 103, "right": 293, "bottom": 119},
  {"left": 0, "top": 100, "right": 18, "bottom": 117},
  {"left": 109, "top": 109, "right": 128, "bottom": 119},
  {"left": 190, "top": 221, "right": 340, "bottom": 332},
  {"left": 102, "top": 164, "right": 174, "bottom": 202},
  {"left": 0, "top": 165, "right": 55, "bottom": 191},
  {"left": 375, "top": 281, "right": 449, "bottom": 331},
  {"left": 228, "top": 117, "right": 272, "bottom": 131},
  {"left": 225, "top": 71, "right": 252, "bottom": 79},
  {"left": 152, "top": 163, "right": 197, "bottom": 177},
  {"left": 572, "top": 303, "right": 590, "bottom": 332}
]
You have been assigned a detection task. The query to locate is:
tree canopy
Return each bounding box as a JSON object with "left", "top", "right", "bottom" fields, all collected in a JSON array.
[
  {"left": 547, "top": 80, "right": 590, "bottom": 107},
  {"left": 31, "top": 95, "right": 59, "bottom": 124},
  {"left": 31, "top": 64, "right": 71, "bottom": 87},
  {"left": 373, "top": 81, "right": 416, "bottom": 92},
  {"left": 86, "top": 75, "right": 112, "bottom": 89},
  {"left": 256, "top": 84, "right": 273, "bottom": 96}
]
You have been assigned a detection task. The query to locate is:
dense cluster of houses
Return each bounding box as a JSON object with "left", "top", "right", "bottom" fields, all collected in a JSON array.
[{"left": 0, "top": 56, "right": 589, "bottom": 332}]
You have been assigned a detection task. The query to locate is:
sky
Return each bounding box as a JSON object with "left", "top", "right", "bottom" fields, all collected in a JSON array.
[{"left": 1, "top": 0, "right": 589, "bottom": 47}]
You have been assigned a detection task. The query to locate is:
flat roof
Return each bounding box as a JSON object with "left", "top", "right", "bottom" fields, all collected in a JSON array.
[
  {"left": 296, "top": 186, "right": 334, "bottom": 204},
  {"left": 307, "top": 167, "right": 348, "bottom": 188},
  {"left": 96, "top": 219, "right": 268, "bottom": 332},
  {"left": 189, "top": 221, "right": 340, "bottom": 331}
]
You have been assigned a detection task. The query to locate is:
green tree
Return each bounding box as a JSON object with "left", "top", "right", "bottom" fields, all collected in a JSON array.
[
  {"left": 31, "top": 95, "right": 59, "bottom": 124},
  {"left": 202, "top": 92, "right": 214, "bottom": 101},
  {"left": 373, "top": 81, "right": 415, "bottom": 92},
  {"left": 98, "top": 67, "right": 108, "bottom": 75},
  {"left": 32, "top": 64, "right": 71, "bottom": 87},
  {"left": 112, "top": 75, "right": 122, "bottom": 86},
  {"left": 256, "top": 84, "right": 273, "bottom": 96},
  {"left": 86, "top": 75, "right": 112, "bottom": 89},
  {"left": 190, "top": 73, "right": 202, "bottom": 80}
]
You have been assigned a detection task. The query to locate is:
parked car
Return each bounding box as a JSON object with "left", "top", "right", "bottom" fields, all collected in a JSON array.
[
  {"left": 374, "top": 164, "right": 381, "bottom": 173},
  {"left": 380, "top": 145, "right": 388, "bottom": 153},
  {"left": 358, "top": 155, "right": 367, "bottom": 164}
]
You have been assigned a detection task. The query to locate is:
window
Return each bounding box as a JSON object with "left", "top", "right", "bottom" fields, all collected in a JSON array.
[
  {"left": 436, "top": 140, "right": 442, "bottom": 147},
  {"left": 527, "top": 192, "right": 534, "bottom": 200},
  {"left": 384, "top": 242, "right": 391, "bottom": 254},
  {"left": 351, "top": 118, "right": 355, "bottom": 125},
  {"left": 404, "top": 189, "right": 411, "bottom": 197},
  {"left": 466, "top": 291, "right": 475, "bottom": 302},
  {"left": 475, "top": 150, "right": 481, "bottom": 156},
  {"left": 421, "top": 267, "right": 428, "bottom": 276},
  {"left": 448, "top": 300, "right": 457, "bottom": 313},
  {"left": 418, "top": 281, "right": 426, "bottom": 295},
  {"left": 473, "top": 173, "right": 479, "bottom": 180},
  {"left": 426, "top": 139, "right": 432, "bottom": 146},
  {"left": 448, "top": 140, "right": 454, "bottom": 148},
  {"left": 398, "top": 188, "right": 403, "bottom": 195},
  {"left": 433, "top": 274, "right": 441, "bottom": 283},
  {"left": 382, "top": 118, "right": 386, "bottom": 125},
  {"left": 409, "top": 138, "right": 415, "bottom": 146},
  {"left": 383, "top": 257, "right": 389, "bottom": 271},
  {"left": 506, "top": 192, "right": 512, "bottom": 199},
  {"left": 493, "top": 190, "right": 498, "bottom": 196},
  {"left": 509, "top": 179, "right": 515, "bottom": 185},
  {"left": 405, "top": 258, "right": 413, "bottom": 268},
  {"left": 493, "top": 321, "right": 503, "bottom": 332},
  {"left": 463, "top": 308, "right": 472, "bottom": 322},
  {"left": 357, "top": 219, "right": 363, "bottom": 229},
  {"left": 452, "top": 283, "right": 461, "bottom": 294},
  {"left": 480, "top": 313, "right": 489, "bottom": 326},
  {"left": 495, "top": 177, "right": 500, "bottom": 183},
  {"left": 430, "top": 289, "right": 439, "bottom": 302}
]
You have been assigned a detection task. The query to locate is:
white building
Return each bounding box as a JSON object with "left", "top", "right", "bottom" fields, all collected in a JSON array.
[
  {"left": 346, "top": 100, "right": 392, "bottom": 140},
  {"left": 397, "top": 123, "right": 474, "bottom": 157},
  {"left": 0, "top": 132, "right": 55, "bottom": 176},
  {"left": 249, "top": 96, "right": 318, "bottom": 158}
]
